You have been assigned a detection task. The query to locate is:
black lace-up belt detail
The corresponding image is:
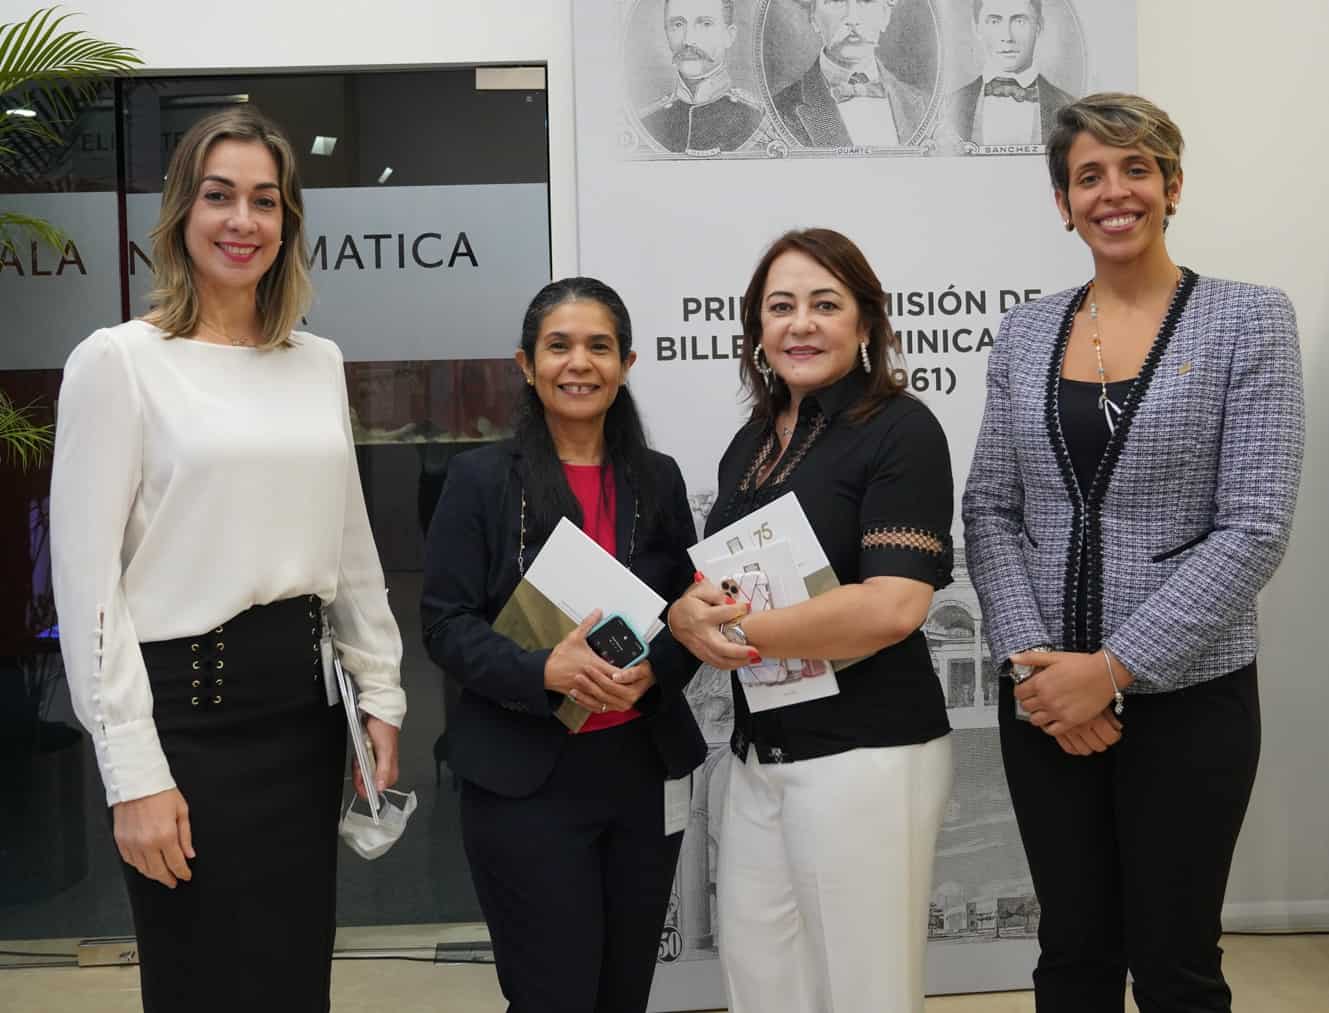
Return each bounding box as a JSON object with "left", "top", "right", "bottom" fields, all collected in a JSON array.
[{"left": 139, "top": 596, "right": 325, "bottom": 723}]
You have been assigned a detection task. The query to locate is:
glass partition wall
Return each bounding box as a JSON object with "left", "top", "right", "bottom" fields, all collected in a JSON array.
[{"left": 0, "top": 66, "right": 550, "bottom": 968}]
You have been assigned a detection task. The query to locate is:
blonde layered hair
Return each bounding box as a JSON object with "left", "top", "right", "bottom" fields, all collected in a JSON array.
[
  {"left": 145, "top": 107, "right": 312, "bottom": 349},
  {"left": 1046, "top": 92, "right": 1185, "bottom": 198}
]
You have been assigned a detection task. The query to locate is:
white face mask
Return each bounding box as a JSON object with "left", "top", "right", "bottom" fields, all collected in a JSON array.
[{"left": 338, "top": 789, "right": 417, "bottom": 861}]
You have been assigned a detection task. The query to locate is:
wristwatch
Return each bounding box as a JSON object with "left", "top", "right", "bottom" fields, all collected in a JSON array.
[
  {"left": 721, "top": 620, "right": 748, "bottom": 646},
  {"left": 1010, "top": 644, "right": 1052, "bottom": 682}
]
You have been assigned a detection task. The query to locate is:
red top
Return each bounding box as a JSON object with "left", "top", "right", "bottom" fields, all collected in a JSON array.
[{"left": 562, "top": 463, "right": 641, "bottom": 734}]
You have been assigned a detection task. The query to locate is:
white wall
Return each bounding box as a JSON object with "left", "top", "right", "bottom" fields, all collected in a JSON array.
[
  {"left": 1138, "top": 1, "right": 1329, "bottom": 928},
  {"left": 39, "top": 0, "right": 1328, "bottom": 925}
]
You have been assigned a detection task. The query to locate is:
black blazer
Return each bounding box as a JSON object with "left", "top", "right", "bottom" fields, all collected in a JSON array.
[{"left": 421, "top": 440, "right": 706, "bottom": 797}]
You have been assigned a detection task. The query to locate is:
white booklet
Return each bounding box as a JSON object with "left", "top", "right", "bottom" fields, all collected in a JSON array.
[
  {"left": 522, "top": 517, "right": 666, "bottom": 641},
  {"left": 701, "top": 538, "right": 840, "bottom": 712},
  {"left": 689, "top": 490, "right": 867, "bottom": 687},
  {"left": 494, "top": 516, "right": 667, "bottom": 731},
  {"left": 690, "top": 491, "right": 836, "bottom": 593}
]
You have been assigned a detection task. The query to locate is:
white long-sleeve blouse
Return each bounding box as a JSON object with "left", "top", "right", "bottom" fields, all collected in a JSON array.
[{"left": 49, "top": 319, "right": 406, "bottom": 807}]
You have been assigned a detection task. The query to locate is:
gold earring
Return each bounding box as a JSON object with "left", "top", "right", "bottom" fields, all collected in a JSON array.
[
  {"left": 1166, "top": 201, "right": 1178, "bottom": 216},
  {"left": 524, "top": 374, "right": 534, "bottom": 386},
  {"left": 1064, "top": 218, "right": 1075, "bottom": 232}
]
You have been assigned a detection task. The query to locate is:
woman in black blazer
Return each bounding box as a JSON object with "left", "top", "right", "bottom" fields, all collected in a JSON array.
[{"left": 421, "top": 277, "right": 710, "bottom": 1013}]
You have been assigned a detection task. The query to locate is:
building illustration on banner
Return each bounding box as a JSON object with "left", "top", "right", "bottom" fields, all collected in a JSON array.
[
  {"left": 658, "top": 530, "right": 1036, "bottom": 963},
  {"left": 620, "top": 0, "right": 1087, "bottom": 159}
]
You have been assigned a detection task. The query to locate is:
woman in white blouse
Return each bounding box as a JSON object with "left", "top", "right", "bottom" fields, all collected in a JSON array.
[{"left": 49, "top": 108, "right": 405, "bottom": 1012}]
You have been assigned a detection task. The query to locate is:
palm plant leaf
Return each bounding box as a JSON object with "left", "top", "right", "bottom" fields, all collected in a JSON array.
[
  {"left": 0, "top": 7, "right": 140, "bottom": 173},
  {"left": 0, "top": 391, "right": 55, "bottom": 470},
  {"left": 0, "top": 6, "right": 142, "bottom": 95},
  {"left": 0, "top": 9, "right": 136, "bottom": 472},
  {"left": 0, "top": 209, "right": 65, "bottom": 254}
]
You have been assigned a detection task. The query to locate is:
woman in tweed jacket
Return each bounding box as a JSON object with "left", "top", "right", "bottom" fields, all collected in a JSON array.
[{"left": 962, "top": 93, "right": 1304, "bottom": 1012}]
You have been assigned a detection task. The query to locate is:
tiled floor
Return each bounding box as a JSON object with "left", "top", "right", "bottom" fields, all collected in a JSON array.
[{"left": 3, "top": 933, "right": 1326, "bottom": 1012}]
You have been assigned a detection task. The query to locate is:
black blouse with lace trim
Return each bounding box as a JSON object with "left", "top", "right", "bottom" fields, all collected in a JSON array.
[{"left": 705, "top": 370, "right": 954, "bottom": 764}]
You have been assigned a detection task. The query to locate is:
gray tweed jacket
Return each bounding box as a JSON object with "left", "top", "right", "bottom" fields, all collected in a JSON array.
[{"left": 962, "top": 269, "right": 1304, "bottom": 693}]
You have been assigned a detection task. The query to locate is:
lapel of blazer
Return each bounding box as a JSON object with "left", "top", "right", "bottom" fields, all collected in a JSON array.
[
  {"left": 1037, "top": 76, "right": 1058, "bottom": 139},
  {"left": 795, "top": 65, "right": 852, "bottom": 147},
  {"left": 954, "top": 77, "right": 983, "bottom": 141},
  {"left": 612, "top": 461, "right": 637, "bottom": 566},
  {"left": 1043, "top": 271, "right": 1200, "bottom": 506},
  {"left": 1036, "top": 75, "right": 1080, "bottom": 141},
  {"left": 881, "top": 67, "right": 926, "bottom": 143}
]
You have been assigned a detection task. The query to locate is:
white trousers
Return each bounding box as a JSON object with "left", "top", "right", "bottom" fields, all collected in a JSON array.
[{"left": 717, "top": 735, "right": 953, "bottom": 1013}]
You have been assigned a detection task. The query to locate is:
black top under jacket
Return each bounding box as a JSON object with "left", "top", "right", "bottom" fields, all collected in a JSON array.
[
  {"left": 706, "top": 370, "right": 955, "bottom": 765},
  {"left": 421, "top": 440, "right": 706, "bottom": 798}
]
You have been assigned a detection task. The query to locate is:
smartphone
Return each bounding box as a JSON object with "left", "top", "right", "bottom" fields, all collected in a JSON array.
[
  {"left": 722, "top": 567, "right": 803, "bottom": 686},
  {"left": 586, "top": 614, "right": 649, "bottom": 669},
  {"left": 722, "top": 569, "right": 773, "bottom": 614}
]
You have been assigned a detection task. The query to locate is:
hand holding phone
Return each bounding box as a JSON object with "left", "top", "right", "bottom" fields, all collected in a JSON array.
[{"left": 586, "top": 614, "right": 649, "bottom": 670}]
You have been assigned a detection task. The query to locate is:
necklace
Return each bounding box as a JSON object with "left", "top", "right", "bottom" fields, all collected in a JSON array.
[
  {"left": 197, "top": 318, "right": 258, "bottom": 347},
  {"left": 1086, "top": 269, "right": 1182, "bottom": 435}
]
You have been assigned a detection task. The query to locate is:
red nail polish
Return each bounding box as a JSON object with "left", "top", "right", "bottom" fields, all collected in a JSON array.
[
  {"left": 694, "top": 571, "right": 705, "bottom": 583},
  {"left": 724, "top": 595, "right": 736, "bottom": 605},
  {"left": 748, "top": 650, "right": 762, "bottom": 664}
]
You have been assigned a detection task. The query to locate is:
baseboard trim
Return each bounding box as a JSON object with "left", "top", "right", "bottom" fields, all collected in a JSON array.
[{"left": 1222, "top": 900, "right": 1329, "bottom": 933}]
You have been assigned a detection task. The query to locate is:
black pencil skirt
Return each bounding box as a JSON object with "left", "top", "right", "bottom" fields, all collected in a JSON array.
[{"left": 122, "top": 595, "right": 347, "bottom": 1013}]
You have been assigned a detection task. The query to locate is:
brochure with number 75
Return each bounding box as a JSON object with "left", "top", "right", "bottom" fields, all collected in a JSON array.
[{"left": 688, "top": 492, "right": 865, "bottom": 710}]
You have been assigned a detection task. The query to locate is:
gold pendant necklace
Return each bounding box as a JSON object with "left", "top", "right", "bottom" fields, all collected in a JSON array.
[
  {"left": 1086, "top": 269, "right": 1183, "bottom": 436},
  {"left": 1086, "top": 290, "right": 1122, "bottom": 435},
  {"left": 198, "top": 318, "right": 257, "bottom": 347}
]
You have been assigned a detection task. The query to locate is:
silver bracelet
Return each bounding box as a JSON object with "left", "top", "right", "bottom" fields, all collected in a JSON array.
[{"left": 1102, "top": 650, "right": 1125, "bottom": 716}]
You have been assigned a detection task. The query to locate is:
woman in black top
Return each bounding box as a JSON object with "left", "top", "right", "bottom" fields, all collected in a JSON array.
[
  {"left": 421, "top": 278, "right": 706, "bottom": 1013},
  {"left": 666, "top": 229, "right": 955, "bottom": 1012}
]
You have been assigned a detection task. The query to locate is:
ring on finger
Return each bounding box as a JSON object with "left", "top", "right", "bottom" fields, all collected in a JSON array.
[{"left": 569, "top": 688, "right": 577, "bottom": 702}]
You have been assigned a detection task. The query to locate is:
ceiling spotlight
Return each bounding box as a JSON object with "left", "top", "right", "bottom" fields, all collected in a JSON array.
[
  {"left": 377, "top": 167, "right": 393, "bottom": 184},
  {"left": 311, "top": 136, "right": 337, "bottom": 156},
  {"left": 5, "top": 108, "right": 37, "bottom": 118}
]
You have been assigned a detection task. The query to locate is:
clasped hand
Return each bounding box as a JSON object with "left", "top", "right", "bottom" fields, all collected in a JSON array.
[
  {"left": 666, "top": 576, "right": 758, "bottom": 671},
  {"left": 1011, "top": 649, "right": 1130, "bottom": 756},
  {"left": 544, "top": 609, "right": 656, "bottom": 712}
]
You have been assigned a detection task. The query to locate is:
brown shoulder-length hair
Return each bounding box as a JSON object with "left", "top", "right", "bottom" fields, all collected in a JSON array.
[
  {"left": 739, "top": 228, "right": 906, "bottom": 424},
  {"left": 144, "top": 107, "right": 312, "bottom": 349}
]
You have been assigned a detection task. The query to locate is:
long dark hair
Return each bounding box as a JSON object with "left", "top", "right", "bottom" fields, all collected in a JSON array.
[
  {"left": 514, "top": 277, "right": 663, "bottom": 546},
  {"left": 738, "top": 228, "right": 906, "bottom": 424}
]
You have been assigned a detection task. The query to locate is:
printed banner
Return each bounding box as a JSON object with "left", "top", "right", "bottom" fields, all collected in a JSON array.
[{"left": 572, "top": 0, "right": 1137, "bottom": 1005}]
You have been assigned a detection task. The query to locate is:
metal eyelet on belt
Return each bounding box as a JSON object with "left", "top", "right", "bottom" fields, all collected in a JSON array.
[
  {"left": 312, "top": 643, "right": 319, "bottom": 653},
  {"left": 191, "top": 696, "right": 200, "bottom": 707},
  {"left": 215, "top": 642, "right": 224, "bottom": 652},
  {"left": 191, "top": 660, "right": 200, "bottom": 671},
  {"left": 192, "top": 679, "right": 201, "bottom": 689},
  {"left": 215, "top": 659, "right": 224, "bottom": 671},
  {"left": 213, "top": 695, "right": 222, "bottom": 705},
  {"left": 310, "top": 625, "right": 318, "bottom": 637},
  {"left": 214, "top": 625, "right": 224, "bottom": 634},
  {"left": 214, "top": 677, "right": 224, "bottom": 687},
  {"left": 190, "top": 643, "right": 200, "bottom": 653}
]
